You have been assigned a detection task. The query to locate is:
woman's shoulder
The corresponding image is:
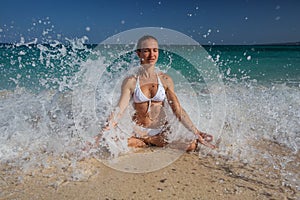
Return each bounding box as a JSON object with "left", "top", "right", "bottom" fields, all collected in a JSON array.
[
  {"left": 158, "top": 71, "right": 173, "bottom": 82},
  {"left": 125, "top": 74, "right": 137, "bottom": 80},
  {"left": 158, "top": 71, "right": 174, "bottom": 89},
  {"left": 122, "top": 75, "right": 137, "bottom": 87}
]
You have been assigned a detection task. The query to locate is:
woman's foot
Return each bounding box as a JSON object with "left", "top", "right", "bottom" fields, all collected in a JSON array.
[
  {"left": 186, "top": 140, "right": 198, "bottom": 152},
  {"left": 186, "top": 136, "right": 216, "bottom": 152},
  {"left": 128, "top": 137, "right": 148, "bottom": 148}
]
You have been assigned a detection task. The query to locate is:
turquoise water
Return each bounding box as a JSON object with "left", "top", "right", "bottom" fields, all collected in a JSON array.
[
  {"left": 1, "top": 44, "right": 300, "bottom": 91},
  {"left": 206, "top": 45, "right": 300, "bottom": 85},
  {"left": 0, "top": 40, "right": 299, "bottom": 189}
]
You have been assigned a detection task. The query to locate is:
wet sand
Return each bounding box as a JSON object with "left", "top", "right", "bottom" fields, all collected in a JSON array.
[{"left": 0, "top": 147, "right": 298, "bottom": 200}]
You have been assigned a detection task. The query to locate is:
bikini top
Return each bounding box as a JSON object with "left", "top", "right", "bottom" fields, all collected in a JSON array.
[{"left": 133, "top": 74, "right": 166, "bottom": 112}]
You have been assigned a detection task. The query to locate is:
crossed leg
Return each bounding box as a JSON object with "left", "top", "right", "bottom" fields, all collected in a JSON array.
[
  {"left": 128, "top": 132, "right": 215, "bottom": 151},
  {"left": 127, "top": 136, "right": 148, "bottom": 148},
  {"left": 128, "top": 132, "right": 168, "bottom": 148}
]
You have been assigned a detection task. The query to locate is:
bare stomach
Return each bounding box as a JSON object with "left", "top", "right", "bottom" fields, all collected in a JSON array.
[{"left": 133, "top": 102, "right": 167, "bottom": 128}]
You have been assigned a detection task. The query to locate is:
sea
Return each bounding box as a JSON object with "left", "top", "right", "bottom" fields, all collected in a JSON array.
[{"left": 0, "top": 37, "right": 299, "bottom": 191}]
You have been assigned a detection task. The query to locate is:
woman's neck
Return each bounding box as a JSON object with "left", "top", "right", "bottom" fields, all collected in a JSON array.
[{"left": 139, "top": 64, "right": 156, "bottom": 78}]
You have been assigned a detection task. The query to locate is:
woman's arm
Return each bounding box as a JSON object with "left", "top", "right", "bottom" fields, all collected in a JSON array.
[
  {"left": 110, "top": 76, "right": 135, "bottom": 125},
  {"left": 162, "top": 74, "right": 215, "bottom": 149},
  {"left": 94, "top": 76, "right": 135, "bottom": 144}
]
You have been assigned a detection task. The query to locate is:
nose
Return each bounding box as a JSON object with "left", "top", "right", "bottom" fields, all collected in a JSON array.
[{"left": 150, "top": 49, "right": 155, "bottom": 56}]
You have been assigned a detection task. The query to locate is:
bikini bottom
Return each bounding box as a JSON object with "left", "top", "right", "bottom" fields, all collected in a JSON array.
[{"left": 133, "top": 125, "right": 167, "bottom": 137}]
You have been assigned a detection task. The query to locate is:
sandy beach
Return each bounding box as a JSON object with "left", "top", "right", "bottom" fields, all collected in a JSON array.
[{"left": 1, "top": 143, "right": 298, "bottom": 200}]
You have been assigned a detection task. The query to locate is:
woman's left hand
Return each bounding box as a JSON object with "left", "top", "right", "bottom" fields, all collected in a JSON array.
[{"left": 196, "top": 132, "right": 216, "bottom": 149}]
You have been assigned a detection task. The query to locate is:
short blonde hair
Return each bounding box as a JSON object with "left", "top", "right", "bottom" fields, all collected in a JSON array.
[{"left": 136, "top": 35, "right": 158, "bottom": 51}]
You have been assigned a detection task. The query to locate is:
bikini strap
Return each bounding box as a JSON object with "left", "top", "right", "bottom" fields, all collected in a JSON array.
[
  {"left": 135, "top": 76, "right": 140, "bottom": 88},
  {"left": 147, "top": 99, "right": 151, "bottom": 112},
  {"left": 157, "top": 74, "right": 164, "bottom": 87}
]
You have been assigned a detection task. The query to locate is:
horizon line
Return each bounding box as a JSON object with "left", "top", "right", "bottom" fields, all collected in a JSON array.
[{"left": 0, "top": 41, "right": 299, "bottom": 46}]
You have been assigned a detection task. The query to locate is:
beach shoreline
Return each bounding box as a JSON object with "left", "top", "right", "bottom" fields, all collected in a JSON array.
[{"left": 1, "top": 150, "right": 298, "bottom": 200}]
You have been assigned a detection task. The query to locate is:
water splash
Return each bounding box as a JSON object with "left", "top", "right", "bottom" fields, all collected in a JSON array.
[{"left": 0, "top": 25, "right": 299, "bottom": 190}]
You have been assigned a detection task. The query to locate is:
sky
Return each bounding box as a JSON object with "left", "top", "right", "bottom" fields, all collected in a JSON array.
[{"left": 0, "top": 0, "right": 299, "bottom": 45}]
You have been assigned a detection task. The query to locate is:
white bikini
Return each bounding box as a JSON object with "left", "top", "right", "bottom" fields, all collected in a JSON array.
[
  {"left": 133, "top": 74, "right": 166, "bottom": 112},
  {"left": 133, "top": 74, "right": 167, "bottom": 137}
]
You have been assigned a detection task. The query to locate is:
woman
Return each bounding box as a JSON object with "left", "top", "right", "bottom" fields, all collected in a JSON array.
[{"left": 95, "top": 35, "right": 215, "bottom": 151}]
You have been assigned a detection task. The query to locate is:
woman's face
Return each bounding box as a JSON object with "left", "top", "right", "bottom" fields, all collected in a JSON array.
[{"left": 136, "top": 39, "right": 159, "bottom": 66}]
